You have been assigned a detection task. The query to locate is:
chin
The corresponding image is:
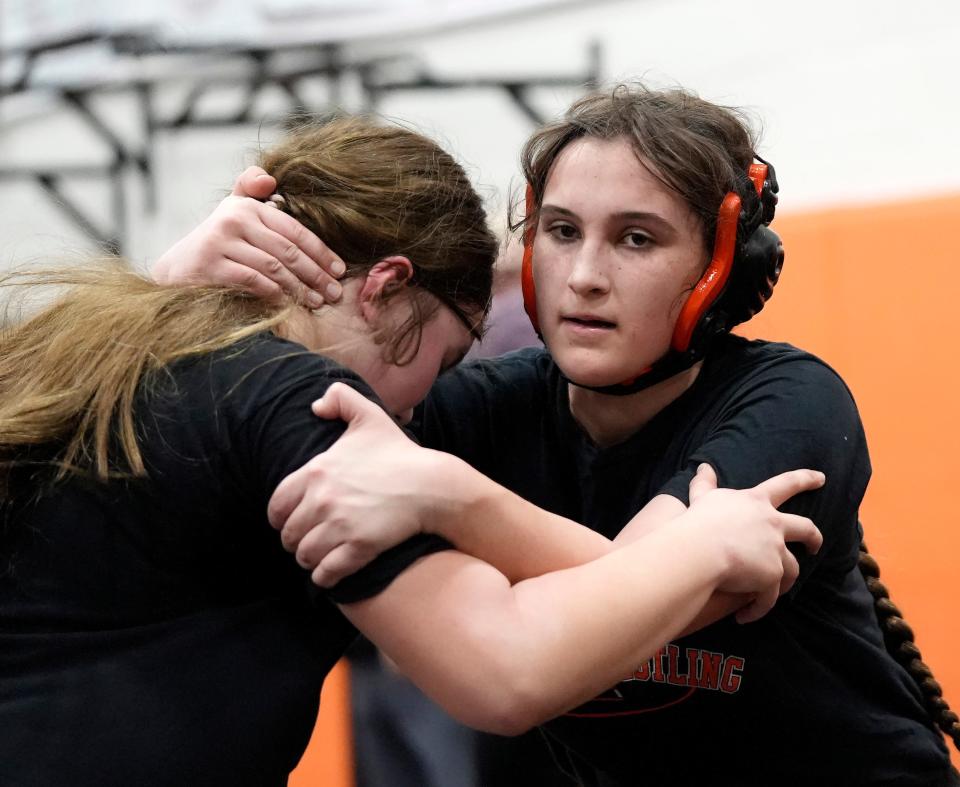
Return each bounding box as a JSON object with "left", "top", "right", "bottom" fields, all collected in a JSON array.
[
  {"left": 552, "top": 351, "right": 636, "bottom": 389},
  {"left": 549, "top": 334, "right": 668, "bottom": 390}
]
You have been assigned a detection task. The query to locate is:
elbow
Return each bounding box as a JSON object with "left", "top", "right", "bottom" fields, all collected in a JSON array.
[
  {"left": 479, "top": 715, "right": 538, "bottom": 738},
  {"left": 460, "top": 691, "right": 542, "bottom": 737},
  {"left": 450, "top": 663, "right": 554, "bottom": 736},
  {"left": 483, "top": 685, "right": 544, "bottom": 736},
  {"left": 445, "top": 616, "right": 577, "bottom": 735}
]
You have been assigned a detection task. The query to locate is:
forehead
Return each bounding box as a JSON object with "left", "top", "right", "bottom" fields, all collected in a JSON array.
[{"left": 543, "top": 136, "right": 692, "bottom": 224}]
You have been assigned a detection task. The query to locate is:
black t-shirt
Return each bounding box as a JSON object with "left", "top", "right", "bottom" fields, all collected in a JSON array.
[
  {"left": 415, "top": 335, "right": 955, "bottom": 787},
  {"left": 0, "top": 333, "right": 448, "bottom": 787}
]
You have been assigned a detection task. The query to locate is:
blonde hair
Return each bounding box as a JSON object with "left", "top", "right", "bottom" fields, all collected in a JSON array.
[
  {"left": 0, "top": 116, "right": 497, "bottom": 490},
  {"left": 0, "top": 262, "right": 287, "bottom": 486}
]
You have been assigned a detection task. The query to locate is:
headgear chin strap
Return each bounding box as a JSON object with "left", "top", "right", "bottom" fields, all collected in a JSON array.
[{"left": 521, "top": 159, "right": 783, "bottom": 396}]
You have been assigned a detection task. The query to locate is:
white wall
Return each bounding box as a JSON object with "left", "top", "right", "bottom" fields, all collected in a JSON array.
[{"left": 1, "top": 0, "right": 958, "bottom": 267}]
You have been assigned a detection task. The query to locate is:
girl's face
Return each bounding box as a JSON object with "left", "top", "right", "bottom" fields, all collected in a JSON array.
[
  {"left": 363, "top": 299, "right": 476, "bottom": 423},
  {"left": 293, "top": 275, "right": 477, "bottom": 423},
  {"left": 534, "top": 136, "right": 709, "bottom": 388}
]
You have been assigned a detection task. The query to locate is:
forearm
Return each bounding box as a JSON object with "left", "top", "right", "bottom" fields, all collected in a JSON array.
[
  {"left": 343, "top": 515, "right": 725, "bottom": 734},
  {"left": 504, "top": 518, "right": 724, "bottom": 723},
  {"left": 615, "top": 492, "right": 748, "bottom": 633},
  {"left": 272, "top": 393, "right": 612, "bottom": 586},
  {"left": 420, "top": 451, "right": 613, "bottom": 582},
  {"left": 677, "top": 591, "right": 744, "bottom": 636},
  {"left": 422, "top": 458, "right": 744, "bottom": 629}
]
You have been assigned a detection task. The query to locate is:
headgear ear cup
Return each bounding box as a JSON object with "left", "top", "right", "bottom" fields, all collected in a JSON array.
[
  {"left": 671, "top": 193, "right": 742, "bottom": 353},
  {"left": 671, "top": 162, "right": 783, "bottom": 353},
  {"left": 520, "top": 183, "right": 540, "bottom": 333},
  {"left": 727, "top": 226, "right": 783, "bottom": 322},
  {"left": 720, "top": 162, "right": 783, "bottom": 327}
]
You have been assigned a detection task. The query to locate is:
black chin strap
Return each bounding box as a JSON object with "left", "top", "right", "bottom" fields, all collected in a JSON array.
[{"left": 564, "top": 344, "right": 708, "bottom": 396}]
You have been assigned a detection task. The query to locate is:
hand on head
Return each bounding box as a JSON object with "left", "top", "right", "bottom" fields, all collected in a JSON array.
[{"left": 152, "top": 166, "right": 345, "bottom": 305}]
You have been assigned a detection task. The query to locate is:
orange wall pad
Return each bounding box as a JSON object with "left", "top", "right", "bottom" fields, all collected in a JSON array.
[
  {"left": 290, "top": 659, "right": 354, "bottom": 787},
  {"left": 739, "top": 192, "right": 960, "bottom": 765}
]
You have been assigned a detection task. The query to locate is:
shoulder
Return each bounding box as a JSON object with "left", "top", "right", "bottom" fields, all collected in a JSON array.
[
  {"left": 425, "top": 346, "right": 555, "bottom": 408},
  {"left": 714, "top": 334, "right": 843, "bottom": 379},
  {"left": 667, "top": 334, "right": 871, "bottom": 490},
  {"left": 445, "top": 345, "right": 553, "bottom": 386},
  {"left": 139, "top": 333, "right": 382, "bottom": 507},
  {"left": 659, "top": 336, "right": 871, "bottom": 549},
  {"left": 690, "top": 335, "right": 871, "bottom": 487},
  {"left": 138, "top": 332, "right": 379, "bottom": 473},
  {"left": 158, "top": 332, "right": 376, "bottom": 425},
  {"left": 707, "top": 335, "right": 859, "bottom": 412},
  {"left": 415, "top": 345, "right": 557, "bottom": 457},
  {"left": 199, "top": 331, "right": 369, "bottom": 394}
]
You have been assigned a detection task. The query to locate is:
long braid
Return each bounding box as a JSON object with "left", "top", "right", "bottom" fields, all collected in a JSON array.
[{"left": 859, "top": 541, "right": 960, "bottom": 750}]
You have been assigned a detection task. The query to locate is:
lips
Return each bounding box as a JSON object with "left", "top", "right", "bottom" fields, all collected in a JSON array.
[{"left": 563, "top": 314, "right": 617, "bottom": 330}]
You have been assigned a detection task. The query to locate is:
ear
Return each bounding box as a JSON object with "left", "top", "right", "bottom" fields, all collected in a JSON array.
[{"left": 358, "top": 256, "right": 414, "bottom": 326}]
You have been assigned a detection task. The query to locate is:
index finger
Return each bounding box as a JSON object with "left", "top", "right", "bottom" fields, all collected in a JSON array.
[
  {"left": 259, "top": 206, "right": 346, "bottom": 301},
  {"left": 752, "top": 469, "right": 825, "bottom": 509}
]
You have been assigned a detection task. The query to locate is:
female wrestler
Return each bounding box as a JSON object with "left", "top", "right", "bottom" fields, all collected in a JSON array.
[
  {"left": 183, "top": 86, "right": 960, "bottom": 785},
  {"left": 0, "top": 115, "right": 821, "bottom": 787}
]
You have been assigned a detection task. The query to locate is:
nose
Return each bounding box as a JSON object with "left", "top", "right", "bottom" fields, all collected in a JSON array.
[
  {"left": 566, "top": 244, "right": 609, "bottom": 297},
  {"left": 395, "top": 408, "right": 414, "bottom": 425}
]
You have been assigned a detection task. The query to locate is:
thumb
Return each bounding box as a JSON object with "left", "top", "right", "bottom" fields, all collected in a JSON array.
[
  {"left": 688, "top": 462, "right": 718, "bottom": 504},
  {"left": 311, "top": 383, "right": 387, "bottom": 428},
  {"left": 232, "top": 166, "right": 276, "bottom": 199}
]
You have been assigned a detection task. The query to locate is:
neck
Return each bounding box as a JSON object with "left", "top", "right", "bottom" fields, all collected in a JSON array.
[
  {"left": 568, "top": 361, "right": 703, "bottom": 448},
  {"left": 280, "top": 306, "right": 328, "bottom": 351},
  {"left": 279, "top": 281, "right": 377, "bottom": 376}
]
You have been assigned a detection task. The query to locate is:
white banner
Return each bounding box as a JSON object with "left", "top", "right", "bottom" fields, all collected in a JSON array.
[{"left": 1, "top": 0, "right": 582, "bottom": 50}]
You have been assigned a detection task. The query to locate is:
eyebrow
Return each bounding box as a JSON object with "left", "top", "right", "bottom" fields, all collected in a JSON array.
[{"left": 540, "top": 204, "right": 679, "bottom": 240}]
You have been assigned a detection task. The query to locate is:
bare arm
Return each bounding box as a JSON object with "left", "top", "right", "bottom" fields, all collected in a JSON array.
[
  {"left": 616, "top": 490, "right": 747, "bottom": 634},
  {"left": 419, "top": 454, "right": 615, "bottom": 580},
  {"left": 268, "top": 384, "right": 614, "bottom": 586},
  {"left": 270, "top": 388, "right": 821, "bottom": 733},
  {"left": 339, "top": 469, "right": 822, "bottom": 735},
  {"left": 270, "top": 384, "right": 793, "bottom": 631}
]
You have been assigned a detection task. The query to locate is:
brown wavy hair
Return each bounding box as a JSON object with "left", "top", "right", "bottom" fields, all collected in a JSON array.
[
  {"left": 515, "top": 82, "right": 758, "bottom": 254},
  {"left": 0, "top": 116, "right": 496, "bottom": 489}
]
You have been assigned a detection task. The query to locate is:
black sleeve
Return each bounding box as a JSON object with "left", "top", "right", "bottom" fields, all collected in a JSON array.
[
  {"left": 323, "top": 534, "right": 451, "bottom": 604},
  {"left": 220, "top": 338, "right": 452, "bottom": 602},
  {"left": 413, "top": 347, "right": 549, "bottom": 474},
  {"left": 658, "top": 358, "right": 871, "bottom": 590}
]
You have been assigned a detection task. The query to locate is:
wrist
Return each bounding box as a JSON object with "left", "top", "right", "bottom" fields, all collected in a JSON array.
[
  {"left": 419, "top": 452, "right": 496, "bottom": 541},
  {"left": 663, "top": 513, "right": 732, "bottom": 591}
]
